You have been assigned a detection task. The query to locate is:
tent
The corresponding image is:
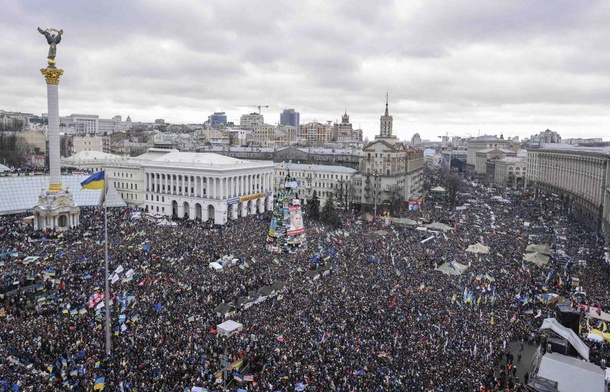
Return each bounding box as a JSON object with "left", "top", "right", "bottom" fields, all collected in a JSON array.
[
  {"left": 466, "top": 243, "right": 490, "bottom": 254},
  {"left": 537, "top": 352, "right": 605, "bottom": 392},
  {"left": 361, "top": 213, "right": 374, "bottom": 222},
  {"left": 431, "top": 186, "right": 446, "bottom": 192},
  {"left": 426, "top": 222, "right": 453, "bottom": 231},
  {"left": 524, "top": 252, "right": 551, "bottom": 267},
  {"left": 526, "top": 243, "right": 553, "bottom": 255},
  {"left": 540, "top": 318, "right": 589, "bottom": 361},
  {"left": 217, "top": 320, "right": 243, "bottom": 337},
  {"left": 435, "top": 261, "right": 468, "bottom": 276},
  {"left": 392, "top": 217, "right": 418, "bottom": 226},
  {"left": 209, "top": 262, "right": 223, "bottom": 272}
]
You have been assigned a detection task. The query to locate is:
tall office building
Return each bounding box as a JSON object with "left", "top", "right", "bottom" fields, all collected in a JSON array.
[
  {"left": 209, "top": 112, "right": 227, "bottom": 127},
  {"left": 280, "top": 109, "right": 300, "bottom": 137}
]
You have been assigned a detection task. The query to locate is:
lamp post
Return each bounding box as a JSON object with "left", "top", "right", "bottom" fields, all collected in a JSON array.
[{"left": 374, "top": 169, "right": 379, "bottom": 219}]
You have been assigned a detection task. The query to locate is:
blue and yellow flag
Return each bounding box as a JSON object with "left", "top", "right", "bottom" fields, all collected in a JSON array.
[
  {"left": 93, "top": 377, "right": 105, "bottom": 390},
  {"left": 81, "top": 171, "right": 105, "bottom": 190}
]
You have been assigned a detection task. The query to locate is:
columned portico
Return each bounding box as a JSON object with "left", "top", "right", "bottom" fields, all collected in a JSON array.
[{"left": 143, "top": 152, "right": 274, "bottom": 225}]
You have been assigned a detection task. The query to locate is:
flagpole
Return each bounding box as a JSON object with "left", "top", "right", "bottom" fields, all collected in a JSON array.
[{"left": 103, "top": 170, "right": 111, "bottom": 356}]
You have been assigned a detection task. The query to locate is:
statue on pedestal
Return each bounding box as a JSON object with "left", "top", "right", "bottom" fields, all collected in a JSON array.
[{"left": 37, "top": 27, "right": 63, "bottom": 68}]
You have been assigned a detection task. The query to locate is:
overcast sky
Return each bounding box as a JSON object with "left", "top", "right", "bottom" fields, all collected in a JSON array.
[{"left": 2, "top": 0, "right": 609, "bottom": 142}]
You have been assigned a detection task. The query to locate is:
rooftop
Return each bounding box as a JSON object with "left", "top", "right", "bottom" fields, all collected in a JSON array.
[
  {"left": 0, "top": 175, "right": 102, "bottom": 215},
  {"left": 539, "top": 143, "right": 610, "bottom": 155},
  {"left": 275, "top": 162, "right": 357, "bottom": 173}
]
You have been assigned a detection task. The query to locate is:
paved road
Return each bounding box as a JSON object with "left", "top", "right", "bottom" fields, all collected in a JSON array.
[{"left": 502, "top": 339, "right": 541, "bottom": 385}]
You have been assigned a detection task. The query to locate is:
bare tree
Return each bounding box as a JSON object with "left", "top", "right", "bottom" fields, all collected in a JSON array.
[
  {"left": 334, "top": 180, "right": 353, "bottom": 211},
  {"left": 446, "top": 173, "right": 463, "bottom": 206}
]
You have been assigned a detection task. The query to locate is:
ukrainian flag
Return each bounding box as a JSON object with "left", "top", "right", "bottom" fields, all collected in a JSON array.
[
  {"left": 81, "top": 171, "right": 105, "bottom": 190},
  {"left": 93, "top": 377, "right": 105, "bottom": 390}
]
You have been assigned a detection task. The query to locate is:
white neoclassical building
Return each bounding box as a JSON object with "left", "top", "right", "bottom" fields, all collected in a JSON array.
[
  {"left": 526, "top": 144, "right": 610, "bottom": 235},
  {"left": 142, "top": 151, "right": 274, "bottom": 224}
]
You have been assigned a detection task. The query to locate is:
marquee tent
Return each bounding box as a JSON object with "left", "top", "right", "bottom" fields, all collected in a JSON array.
[
  {"left": 466, "top": 243, "right": 490, "bottom": 254},
  {"left": 526, "top": 244, "right": 553, "bottom": 255},
  {"left": 435, "top": 261, "right": 468, "bottom": 276},
  {"left": 426, "top": 222, "right": 453, "bottom": 231},
  {"left": 392, "top": 217, "right": 418, "bottom": 226},
  {"left": 524, "top": 252, "right": 551, "bottom": 267}
]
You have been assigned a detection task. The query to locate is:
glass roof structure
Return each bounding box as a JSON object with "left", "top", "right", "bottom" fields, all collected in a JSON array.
[{"left": 0, "top": 175, "right": 103, "bottom": 215}]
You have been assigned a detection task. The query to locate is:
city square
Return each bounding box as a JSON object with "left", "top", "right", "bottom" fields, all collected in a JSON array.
[{"left": 2, "top": 3, "right": 610, "bottom": 391}]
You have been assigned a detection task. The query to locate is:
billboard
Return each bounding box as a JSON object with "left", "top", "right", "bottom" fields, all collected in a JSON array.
[{"left": 286, "top": 205, "right": 304, "bottom": 236}]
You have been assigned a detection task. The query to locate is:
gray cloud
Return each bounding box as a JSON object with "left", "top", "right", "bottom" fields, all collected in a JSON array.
[{"left": 1, "top": 0, "right": 609, "bottom": 141}]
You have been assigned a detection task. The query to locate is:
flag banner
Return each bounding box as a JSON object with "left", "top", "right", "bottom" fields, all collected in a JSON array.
[
  {"left": 81, "top": 171, "right": 105, "bottom": 190},
  {"left": 93, "top": 377, "right": 105, "bottom": 390}
]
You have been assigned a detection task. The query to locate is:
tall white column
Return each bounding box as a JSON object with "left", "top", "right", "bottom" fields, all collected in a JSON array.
[{"left": 41, "top": 68, "right": 64, "bottom": 192}]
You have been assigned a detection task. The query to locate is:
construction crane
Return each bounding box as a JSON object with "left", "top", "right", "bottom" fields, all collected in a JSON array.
[{"left": 237, "top": 105, "right": 269, "bottom": 114}]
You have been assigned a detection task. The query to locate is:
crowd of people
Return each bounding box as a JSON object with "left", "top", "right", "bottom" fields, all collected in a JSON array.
[{"left": 0, "top": 173, "right": 608, "bottom": 391}]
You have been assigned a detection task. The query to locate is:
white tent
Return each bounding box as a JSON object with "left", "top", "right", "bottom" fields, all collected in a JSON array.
[
  {"left": 435, "top": 261, "right": 468, "bottom": 276},
  {"left": 524, "top": 252, "right": 551, "bottom": 267},
  {"left": 392, "top": 217, "right": 418, "bottom": 226},
  {"left": 466, "top": 243, "right": 490, "bottom": 254},
  {"left": 526, "top": 243, "right": 553, "bottom": 255},
  {"left": 431, "top": 186, "right": 446, "bottom": 192},
  {"left": 540, "top": 318, "right": 589, "bottom": 361},
  {"left": 209, "top": 262, "right": 223, "bottom": 272},
  {"left": 426, "top": 222, "right": 453, "bottom": 231},
  {"left": 537, "top": 352, "right": 605, "bottom": 392},
  {"left": 217, "top": 320, "right": 243, "bottom": 337}
]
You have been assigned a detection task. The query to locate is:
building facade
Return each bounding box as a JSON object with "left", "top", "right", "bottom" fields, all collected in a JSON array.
[
  {"left": 526, "top": 145, "right": 610, "bottom": 236},
  {"left": 279, "top": 109, "right": 300, "bottom": 136},
  {"left": 142, "top": 151, "right": 275, "bottom": 224},
  {"left": 300, "top": 122, "right": 331, "bottom": 146},
  {"left": 209, "top": 112, "right": 227, "bottom": 127},
  {"left": 240, "top": 113, "right": 264, "bottom": 129},
  {"left": 466, "top": 136, "right": 513, "bottom": 171},
  {"left": 494, "top": 157, "right": 526, "bottom": 188},
  {"left": 73, "top": 135, "right": 104, "bottom": 154},
  {"left": 474, "top": 148, "right": 515, "bottom": 175},
  {"left": 274, "top": 162, "right": 357, "bottom": 207},
  {"left": 357, "top": 97, "right": 424, "bottom": 213}
]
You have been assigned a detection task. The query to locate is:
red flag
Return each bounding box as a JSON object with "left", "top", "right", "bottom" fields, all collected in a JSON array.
[{"left": 389, "top": 296, "right": 397, "bottom": 309}]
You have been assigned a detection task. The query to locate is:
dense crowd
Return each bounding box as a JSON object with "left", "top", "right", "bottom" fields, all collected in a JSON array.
[{"left": 0, "top": 175, "right": 608, "bottom": 391}]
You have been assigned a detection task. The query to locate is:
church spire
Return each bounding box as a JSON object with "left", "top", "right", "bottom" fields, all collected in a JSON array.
[
  {"left": 378, "top": 93, "right": 394, "bottom": 139},
  {"left": 385, "top": 92, "right": 389, "bottom": 116}
]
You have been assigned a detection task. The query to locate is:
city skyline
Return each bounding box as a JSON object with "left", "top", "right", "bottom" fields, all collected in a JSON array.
[{"left": 2, "top": 1, "right": 610, "bottom": 142}]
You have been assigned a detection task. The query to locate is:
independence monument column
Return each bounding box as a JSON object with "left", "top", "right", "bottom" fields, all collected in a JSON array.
[{"left": 33, "top": 27, "right": 80, "bottom": 230}]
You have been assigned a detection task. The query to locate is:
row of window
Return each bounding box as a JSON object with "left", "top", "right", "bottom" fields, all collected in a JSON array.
[
  {"left": 146, "top": 195, "right": 165, "bottom": 202},
  {"left": 114, "top": 182, "right": 138, "bottom": 190},
  {"left": 278, "top": 171, "right": 350, "bottom": 180},
  {"left": 113, "top": 172, "right": 134, "bottom": 178}
]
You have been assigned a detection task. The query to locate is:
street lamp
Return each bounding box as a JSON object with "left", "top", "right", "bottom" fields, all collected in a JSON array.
[{"left": 374, "top": 169, "right": 379, "bottom": 219}]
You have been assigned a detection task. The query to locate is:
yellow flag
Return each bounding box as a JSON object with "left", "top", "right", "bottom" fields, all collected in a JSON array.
[
  {"left": 451, "top": 294, "right": 456, "bottom": 304},
  {"left": 490, "top": 315, "right": 494, "bottom": 325}
]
